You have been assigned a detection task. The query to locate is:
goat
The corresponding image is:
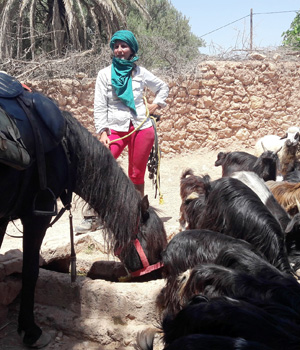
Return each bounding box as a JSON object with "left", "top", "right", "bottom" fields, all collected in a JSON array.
[
  {"left": 181, "top": 264, "right": 300, "bottom": 324},
  {"left": 157, "top": 229, "right": 261, "bottom": 317},
  {"left": 162, "top": 229, "right": 259, "bottom": 279},
  {"left": 254, "top": 127, "right": 300, "bottom": 158},
  {"left": 214, "top": 245, "right": 300, "bottom": 297},
  {"left": 181, "top": 175, "right": 292, "bottom": 273},
  {"left": 254, "top": 128, "right": 300, "bottom": 178},
  {"left": 140, "top": 256, "right": 300, "bottom": 350},
  {"left": 137, "top": 332, "right": 273, "bottom": 350},
  {"left": 214, "top": 149, "right": 279, "bottom": 181},
  {"left": 179, "top": 169, "right": 207, "bottom": 230},
  {"left": 162, "top": 295, "right": 300, "bottom": 350},
  {"left": 266, "top": 180, "right": 300, "bottom": 217},
  {"left": 159, "top": 233, "right": 300, "bottom": 318},
  {"left": 161, "top": 334, "right": 273, "bottom": 350},
  {"left": 284, "top": 169, "right": 300, "bottom": 183},
  {"left": 277, "top": 138, "right": 300, "bottom": 178},
  {"left": 181, "top": 249, "right": 300, "bottom": 320},
  {"left": 230, "top": 171, "right": 300, "bottom": 255}
]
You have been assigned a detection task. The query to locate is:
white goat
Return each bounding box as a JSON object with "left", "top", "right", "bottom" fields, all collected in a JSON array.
[{"left": 254, "top": 127, "right": 300, "bottom": 179}]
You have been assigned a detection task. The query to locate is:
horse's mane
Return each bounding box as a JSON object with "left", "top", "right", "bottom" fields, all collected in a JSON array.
[{"left": 63, "top": 111, "right": 141, "bottom": 252}]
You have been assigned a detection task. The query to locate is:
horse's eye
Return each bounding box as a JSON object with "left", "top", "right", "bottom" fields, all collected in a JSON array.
[{"left": 142, "top": 211, "right": 150, "bottom": 222}]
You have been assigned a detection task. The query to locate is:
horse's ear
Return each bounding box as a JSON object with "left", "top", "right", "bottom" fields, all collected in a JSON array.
[{"left": 141, "top": 195, "right": 150, "bottom": 221}]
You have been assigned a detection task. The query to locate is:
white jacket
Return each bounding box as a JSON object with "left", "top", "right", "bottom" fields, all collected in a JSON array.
[{"left": 94, "top": 65, "right": 169, "bottom": 134}]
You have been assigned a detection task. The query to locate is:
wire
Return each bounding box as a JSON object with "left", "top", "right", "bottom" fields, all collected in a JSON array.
[
  {"left": 200, "top": 10, "right": 299, "bottom": 38},
  {"left": 200, "top": 15, "right": 250, "bottom": 38},
  {"left": 254, "top": 10, "right": 299, "bottom": 15}
]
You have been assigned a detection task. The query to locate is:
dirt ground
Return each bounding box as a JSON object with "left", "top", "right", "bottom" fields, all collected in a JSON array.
[{"left": 0, "top": 144, "right": 254, "bottom": 350}]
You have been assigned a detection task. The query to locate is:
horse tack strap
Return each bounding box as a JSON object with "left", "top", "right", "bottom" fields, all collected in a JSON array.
[
  {"left": 130, "top": 261, "right": 164, "bottom": 278},
  {"left": 133, "top": 239, "right": 149, "bottom": 267},
  {"left": 130, "top": 239, "right": 164, "bottom": 278},
  {"left": 17, "top": 96, "right": 47, "bottom": 190}
]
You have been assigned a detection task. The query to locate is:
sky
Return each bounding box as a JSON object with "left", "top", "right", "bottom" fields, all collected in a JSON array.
[{"left": 169, "top": 0, "right": 299, "bottom": 55}]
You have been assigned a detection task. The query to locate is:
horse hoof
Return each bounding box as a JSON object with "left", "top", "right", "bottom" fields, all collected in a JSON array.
[
  {"left": 29, "top": 331, "right": 52, "bottom": 349},
  {"left": 19, "top": 330, "right": 52, "bottom": 349}
]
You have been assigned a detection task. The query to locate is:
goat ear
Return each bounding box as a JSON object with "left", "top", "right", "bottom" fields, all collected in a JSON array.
[{"left": 285, "top": 213, "right": 300, "bottom": 234}]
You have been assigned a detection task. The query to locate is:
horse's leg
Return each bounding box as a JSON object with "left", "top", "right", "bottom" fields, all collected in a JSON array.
[
  {"left": 0, "top": 217, "right": 9, "bottom": 248},
  {"left": 18, "top": 215, "right": 52, "bottom": 348}
]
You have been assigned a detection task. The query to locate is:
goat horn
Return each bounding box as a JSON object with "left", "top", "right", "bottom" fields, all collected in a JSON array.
[
  {"left": 275, "top": 146, "right": 282, "bottom": 154},
  {"left": 186, "top": 192, "right": 199, "bottom": 201},
  {"left": 261, "top": 141, "right": 267, "bottom": 152}
]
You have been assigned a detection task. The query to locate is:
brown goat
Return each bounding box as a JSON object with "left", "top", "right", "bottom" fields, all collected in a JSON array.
[
  {"left": 179, "top": 169, "right": 207, "bottom": 230},
  {"left": 266, "top": 181, "right": 300, "bottom": 216}
]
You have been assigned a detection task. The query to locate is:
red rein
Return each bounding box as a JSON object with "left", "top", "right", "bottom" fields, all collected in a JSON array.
[
  {"left": 130, "top": 239, "right": 164, "bottom": 277},
  {"left": 115, "top": 238, "right": 164, "bottom": 278}
]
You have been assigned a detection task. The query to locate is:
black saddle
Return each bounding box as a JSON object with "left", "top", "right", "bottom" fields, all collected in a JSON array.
[
  {"left": 0, "top": 73, "right": 67, "bottom": 216},
  {"left": 0, "top": 72, "right": 66, "bottom": 155}
]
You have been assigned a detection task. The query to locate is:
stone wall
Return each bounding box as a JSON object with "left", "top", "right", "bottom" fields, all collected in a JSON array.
[{"left": 26, "top": 59, "right": 300, "bottom": 155}]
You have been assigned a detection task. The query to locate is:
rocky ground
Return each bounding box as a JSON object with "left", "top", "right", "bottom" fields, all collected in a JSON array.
[{"left": 0, "top": 144, "right": 253, "bottom": 350}]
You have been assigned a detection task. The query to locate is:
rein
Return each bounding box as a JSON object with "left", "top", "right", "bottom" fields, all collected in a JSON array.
[
  {"left": 130, "top": 239, "right": 164, "bottom": 277},
  {"left": 115, "top": 238, "right": 164, "bottom": 282}
]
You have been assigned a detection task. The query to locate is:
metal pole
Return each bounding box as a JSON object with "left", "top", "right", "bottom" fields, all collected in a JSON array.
[{"left": 250, "top": 8, "right": 253, "bottom": 51}]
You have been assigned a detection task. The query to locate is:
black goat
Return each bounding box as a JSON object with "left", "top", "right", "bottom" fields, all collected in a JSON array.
[
  {"left": 182, "top": 262, "right": 300, "bottom": 322},
  {"left": 162, "top": 229, "right": 258, "bottom": 278},
  {"left": 183, "top": 175, "right": 292, "bottom": 273},
  {"left": 157, "top": 229, "right": 262, "bottom": 317},
  {"left": 136, "top": 330, "right": 272, "bottom": 350},
  {"left": 162, "top": 296, "right": 300, "bottom": 350},
  {"left": 215, "top": 149, "right": 279, "bottom": 181},
  {"left": 231, "top": 171, "right": 300, "bottom": 255},
  {"left": 159, "top": 231, "right": 300, "bottom": 319},
  {"left": 164, "top": 334, "right": 273, "bottom": 350}
]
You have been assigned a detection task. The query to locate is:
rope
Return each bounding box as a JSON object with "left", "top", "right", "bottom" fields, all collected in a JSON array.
[
  {"left": 108, "top": 99, "right": 149, "bottom": 144},
  {"left": 144, "top": 97, "right": 164, "bottom": 204},
  {"left": 148, "top": 116, "right": 163, "bottom": 204}
]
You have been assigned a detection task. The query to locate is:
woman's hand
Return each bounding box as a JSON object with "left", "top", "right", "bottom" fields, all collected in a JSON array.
[
  {"left": 99, "top": 131, "right": 110, "bottom": 148},
  {"left": 147, "top": 103, "right": 159, "bottom": 116}
]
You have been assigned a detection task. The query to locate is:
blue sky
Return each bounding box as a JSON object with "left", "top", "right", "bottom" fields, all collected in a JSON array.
[{"left": 170, "top": 0, "right": 299, "bottom": 54}]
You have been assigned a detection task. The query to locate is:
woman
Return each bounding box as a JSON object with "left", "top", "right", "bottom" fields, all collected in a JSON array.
[{"left": 76, "top": 30, "right": 169, "bottom": 233}]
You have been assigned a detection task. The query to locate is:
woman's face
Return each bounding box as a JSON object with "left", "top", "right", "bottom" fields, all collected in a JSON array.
[{"left": 113, "top": 40, "right": 133, "bottom": 60}]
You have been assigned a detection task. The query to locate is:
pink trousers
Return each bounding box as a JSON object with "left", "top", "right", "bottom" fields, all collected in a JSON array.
[{"left": 109, "top": 124, "right": 155, "bottom": 185}]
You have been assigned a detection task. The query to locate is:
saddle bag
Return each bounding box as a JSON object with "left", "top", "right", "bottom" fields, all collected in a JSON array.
[{"left": 0, "top": 106, "right": 31, "bottom": 170}]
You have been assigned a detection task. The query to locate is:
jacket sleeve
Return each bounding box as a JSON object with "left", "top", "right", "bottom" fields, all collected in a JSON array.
[
  {"left": 94, "top": 68, "right": 110, "bottom": 134},
  {"left": 143, "top": 68, "right": 169, "bottom": 107}
]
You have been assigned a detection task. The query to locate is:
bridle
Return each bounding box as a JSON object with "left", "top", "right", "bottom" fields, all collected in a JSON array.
[{"left": 115, "top": 237, "right": 164, "bottom": 281}]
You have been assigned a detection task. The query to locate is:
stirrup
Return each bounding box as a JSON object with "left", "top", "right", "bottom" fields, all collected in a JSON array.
[{"left": 33, "top": 187, "right": 58, "bottom": 216}]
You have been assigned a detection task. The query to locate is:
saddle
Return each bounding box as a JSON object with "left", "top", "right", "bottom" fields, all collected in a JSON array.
[
  {"left": 0, "top": 72, "right": 67, "bottom": 216},
  {"left": 0, "top": 73, "right": 66, "bottom": 155},
  {"left": 0, "top": 106, "right": 31, "bottom": 170}
]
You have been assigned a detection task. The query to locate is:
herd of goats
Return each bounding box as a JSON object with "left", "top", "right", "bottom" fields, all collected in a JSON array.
[{"left": 137, "top": 126, "right": 300, "bottom": 349}]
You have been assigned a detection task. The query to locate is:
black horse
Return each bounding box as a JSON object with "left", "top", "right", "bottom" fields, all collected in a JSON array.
[{"left": 0, "top": 79, "right": 167, "bottom": 347}]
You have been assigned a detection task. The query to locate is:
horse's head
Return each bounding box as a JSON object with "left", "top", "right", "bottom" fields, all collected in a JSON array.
[{"left": 115, "top": 195, "right": 168, "bottom": 281}]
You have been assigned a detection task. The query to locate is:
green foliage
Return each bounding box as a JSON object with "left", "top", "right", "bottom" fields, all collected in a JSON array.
[
  {"left": 282, "top": 11, "right": 300, "bottom": 49},
  {"left": 125, "top": 0, "right": 205, "bottom": 69}
]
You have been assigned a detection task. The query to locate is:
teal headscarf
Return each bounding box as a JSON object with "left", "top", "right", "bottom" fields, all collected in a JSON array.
[{"left": 110, "top": 30, "right": 139, "bottom": 114}]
